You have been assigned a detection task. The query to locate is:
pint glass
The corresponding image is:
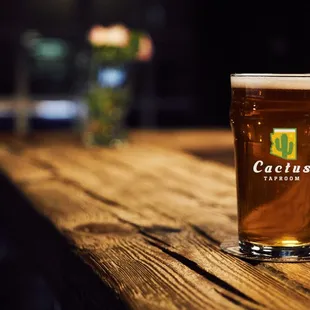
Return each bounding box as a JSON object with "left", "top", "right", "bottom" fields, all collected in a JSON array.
[{"left": 222, "top": 74, "right": 310, "bottom": 261}]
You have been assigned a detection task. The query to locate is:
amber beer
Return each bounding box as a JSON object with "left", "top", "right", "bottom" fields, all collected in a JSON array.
[{"left": 230, "top": 74, "right": 310, "bottom": 259}]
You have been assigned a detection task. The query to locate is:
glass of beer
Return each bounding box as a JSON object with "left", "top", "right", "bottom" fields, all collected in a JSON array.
[{"left": 221, "top": 74, "right": 310, "bottom": 261}]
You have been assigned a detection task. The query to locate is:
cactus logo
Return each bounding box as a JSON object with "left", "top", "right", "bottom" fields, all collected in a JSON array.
[{"left": 270, "top": 128, "right": 297, "bottom": 160}]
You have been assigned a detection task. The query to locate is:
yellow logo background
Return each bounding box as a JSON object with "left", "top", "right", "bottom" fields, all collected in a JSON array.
[{"left": 270, "top": 128, "right": 297, "bottom": 160}]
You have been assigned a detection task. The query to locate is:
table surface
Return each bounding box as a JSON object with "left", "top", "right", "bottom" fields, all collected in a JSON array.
[{"left": 0, "top": 130, "right": 309, "bottom": 310}]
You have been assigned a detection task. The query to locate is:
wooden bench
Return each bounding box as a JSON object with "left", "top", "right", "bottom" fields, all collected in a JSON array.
[{"left": 0, "top": 130, "right": 309, "bottom": 309}]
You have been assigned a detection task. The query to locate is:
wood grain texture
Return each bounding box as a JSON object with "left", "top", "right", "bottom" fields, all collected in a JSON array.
[
  {"left": 23, "top": 179, "right": 251, "bottom": 310},
  {"left": 0, "top": 146, "right": 51, "bottom": 183},
  {"left": 0, "top": 132, "right": 309, "bottom": 309}
]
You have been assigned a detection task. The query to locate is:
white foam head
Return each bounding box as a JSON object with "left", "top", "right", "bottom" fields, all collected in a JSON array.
[{"left": 231, "top": 74, "right": 310, "bottom": 90}]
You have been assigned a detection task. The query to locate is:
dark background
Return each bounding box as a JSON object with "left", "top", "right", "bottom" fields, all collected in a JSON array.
[{"left": 1, "top": 1, "right": 309, "bottom": 130}]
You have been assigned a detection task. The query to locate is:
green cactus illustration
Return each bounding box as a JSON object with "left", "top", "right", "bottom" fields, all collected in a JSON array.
[{"left": 275, "top": 134, "right": 294, "bottom": 159}]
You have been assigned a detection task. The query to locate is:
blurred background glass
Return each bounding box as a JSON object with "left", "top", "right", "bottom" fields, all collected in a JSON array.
[{"left": 0, "top": 1, "right": 309, "bottom": 132}]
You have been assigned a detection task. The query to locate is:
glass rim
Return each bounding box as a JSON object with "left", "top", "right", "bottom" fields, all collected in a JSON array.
[{"left": 231, "top": 73, "right": 310, "bottom": 78}]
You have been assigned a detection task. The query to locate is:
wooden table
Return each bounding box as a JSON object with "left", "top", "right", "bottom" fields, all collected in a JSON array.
[{"left": 0, "top": 130, "right": 309, "bottom": 310}]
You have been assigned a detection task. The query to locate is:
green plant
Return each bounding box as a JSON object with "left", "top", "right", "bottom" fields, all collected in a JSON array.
[
  {"left": 85, "top": 86, "right": 130, "bottom": 145},
  {"left": 84, "top": 24, "right": 153, "bottom": 146}
]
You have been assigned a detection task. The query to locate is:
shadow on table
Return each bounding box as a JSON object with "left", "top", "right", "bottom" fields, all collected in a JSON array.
[
  {"left": 188, "top": 149, "right": 235, "bottom": 167},
  {"left": 0, "top": 173, "right": 127, "bottom": 310}
]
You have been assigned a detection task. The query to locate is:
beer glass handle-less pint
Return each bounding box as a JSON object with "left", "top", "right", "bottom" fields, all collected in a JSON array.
[{"left": 221, "top": 74, "right": 310, "bottom": 262}]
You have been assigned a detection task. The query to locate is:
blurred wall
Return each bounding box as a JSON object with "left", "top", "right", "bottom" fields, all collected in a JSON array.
[{"left": 1, "top": 1, "right": 310, "bottom": 129}]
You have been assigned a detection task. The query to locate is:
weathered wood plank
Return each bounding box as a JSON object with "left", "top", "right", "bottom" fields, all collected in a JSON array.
[
  {"left": 23, "top": 179, "right": 254, "bottom": 310},
  {"left": 142, "top": 229, "right": 310, "bottom": 310},
  {"left": 0, "top": 147, "right": 51, "bottom": 183},
  {"left": 22, "top": 146, "right": 237, "bottom": 235},
  {"left": 20, "top": 178, "right": 310, "bottom": 309},
  {"left": 1, "top": 144, "right": 310, "bottom": 309},
  {"left": 259, "top": 263, "right": 310, "bottom": 295}
]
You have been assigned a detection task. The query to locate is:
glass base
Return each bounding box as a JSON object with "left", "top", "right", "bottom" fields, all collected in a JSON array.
[{"left": 221, "top": 237, "right": 310, "bottom": 262}]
